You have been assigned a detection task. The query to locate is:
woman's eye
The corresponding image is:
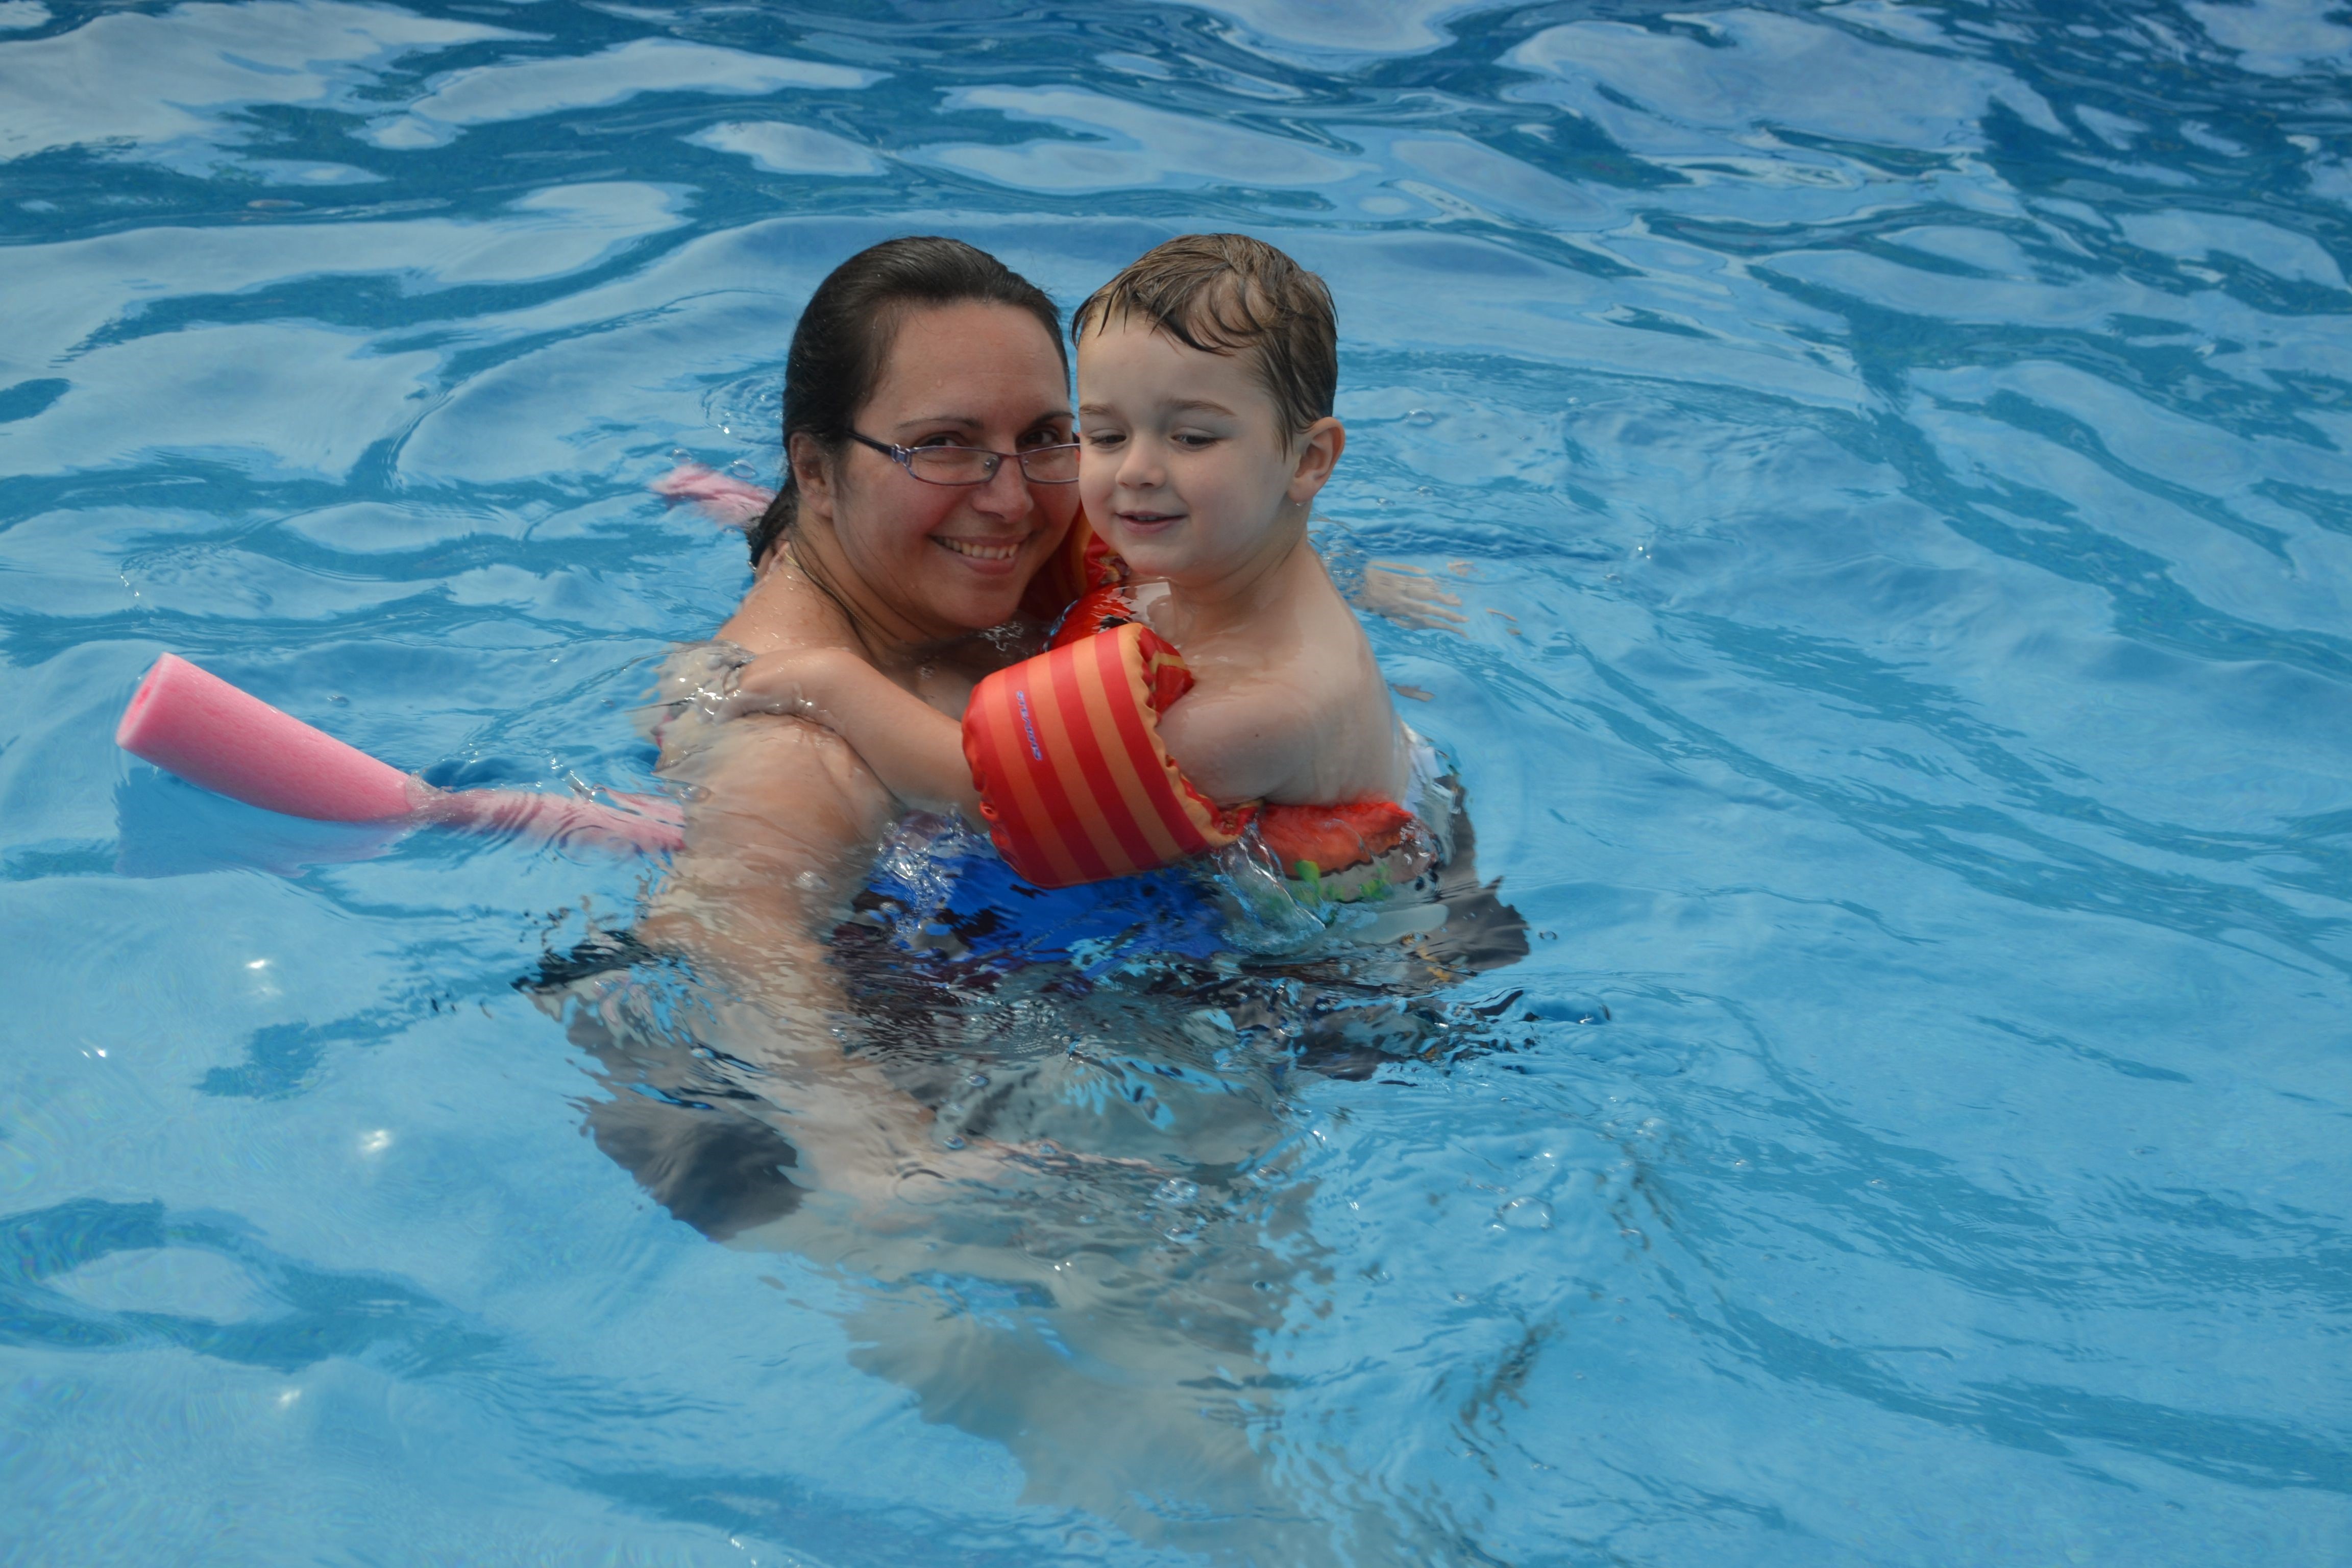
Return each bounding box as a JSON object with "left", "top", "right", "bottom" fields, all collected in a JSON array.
[{"left": 913, "top": 434, "right": 969, "bottom": 449}]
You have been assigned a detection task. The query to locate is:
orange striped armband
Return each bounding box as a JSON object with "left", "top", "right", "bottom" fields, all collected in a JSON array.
[{"left": 962, "top": 622, "right": 1256, "bottom": 889}]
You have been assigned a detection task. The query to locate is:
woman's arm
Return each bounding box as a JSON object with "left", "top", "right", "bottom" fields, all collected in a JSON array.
[
  {"left": 640, "top": 710, "right": 890, "bottom": 1004},
  {"left": 635, "top": 713, "right": 1019, "bottom": 1205},
  {"left": 733, "top": 646, "right": 983, "bottom": 821}
]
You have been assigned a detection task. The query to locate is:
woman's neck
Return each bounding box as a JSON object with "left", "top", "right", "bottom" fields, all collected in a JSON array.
[{"left": 780, "top": 517, "right": 971, "bottom": 672}]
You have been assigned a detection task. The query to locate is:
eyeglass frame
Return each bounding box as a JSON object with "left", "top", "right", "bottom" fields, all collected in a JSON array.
[{"left": 846, "top": 430, "right": 1081, "bottom": 487}]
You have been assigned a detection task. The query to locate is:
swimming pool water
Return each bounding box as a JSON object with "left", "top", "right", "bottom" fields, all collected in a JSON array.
[{"left": 3, "top": 0, "right": 2349, "bottom": 1562}]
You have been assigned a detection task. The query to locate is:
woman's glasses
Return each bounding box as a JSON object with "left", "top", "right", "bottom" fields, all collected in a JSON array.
[{"left": 849, "top": 432, "right": 1080, "bottom": 486}]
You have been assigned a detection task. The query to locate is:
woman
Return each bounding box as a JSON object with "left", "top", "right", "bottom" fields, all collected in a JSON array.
[
  {"left": 598, "top": 236, "right": 1097, "bottom": 1210},
  {"left": 549, "top": 238, "right": 1330, "bottom": 1552}
]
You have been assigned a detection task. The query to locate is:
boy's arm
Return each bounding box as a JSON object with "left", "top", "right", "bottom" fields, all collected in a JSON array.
[
  {"left": 1153, "top": 674, "right": 1319, "bottom": 806},
  {"left": 734, "top": 647, "right": 982, "bottom": 819}
]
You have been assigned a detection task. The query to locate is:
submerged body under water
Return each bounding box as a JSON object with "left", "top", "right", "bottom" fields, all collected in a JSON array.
[
  {"left": 3, "top": 0, "right": 2350, "bottom": 1562},
  {"left": 528, "top": 801, "right": 1531, "bottom": 1560}
]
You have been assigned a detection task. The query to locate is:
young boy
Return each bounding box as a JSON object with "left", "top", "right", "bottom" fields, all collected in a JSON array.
[{"left": 737, "top": 233, "right": 1414, "bottom": 850}]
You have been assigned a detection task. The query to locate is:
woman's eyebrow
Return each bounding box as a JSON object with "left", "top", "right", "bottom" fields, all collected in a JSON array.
[{"left": 890, "top": 409, "right": 1072, "bottom": 432}]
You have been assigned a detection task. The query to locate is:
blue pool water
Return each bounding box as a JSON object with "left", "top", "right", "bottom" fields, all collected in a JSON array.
[{"left": 4, "top": 0, "right": 2350, "bottom": 1561}]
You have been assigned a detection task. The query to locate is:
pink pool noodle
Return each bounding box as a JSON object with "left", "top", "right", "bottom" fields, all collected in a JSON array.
[
  {"left": 653, "top": 463, "right": 773, "bottom": 529},
  {"left": 117, "top": 653, "right": 415, "bottom": 821},
  {"left": 116, "top": 654, "right": 686, "bottom": 855}
]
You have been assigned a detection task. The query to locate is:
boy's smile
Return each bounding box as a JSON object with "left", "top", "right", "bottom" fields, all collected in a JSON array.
[{"left": 1076, "top": 318, "right": 1342, "bottom": 597}]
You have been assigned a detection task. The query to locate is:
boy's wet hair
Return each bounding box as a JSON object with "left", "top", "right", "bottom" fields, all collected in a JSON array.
[{"left": 1072, "top": 233, "right": 1337, "bottom": 438}]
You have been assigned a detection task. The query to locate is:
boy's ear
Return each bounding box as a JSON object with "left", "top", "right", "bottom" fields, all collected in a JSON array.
[
  {"left": 1286, "top": 417, "right": 1346, "bottom": 504},
  {"left": 788, "top": 432, "right": 838, "bottom": 523}
]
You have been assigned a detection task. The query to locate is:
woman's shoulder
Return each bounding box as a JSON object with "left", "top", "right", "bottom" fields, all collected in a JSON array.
[
  {"left": 671, "top": 706, "right": 896, "bottom": 845},
  {"left": 717, "top": 556, "right": 861, "bottom": 656}
]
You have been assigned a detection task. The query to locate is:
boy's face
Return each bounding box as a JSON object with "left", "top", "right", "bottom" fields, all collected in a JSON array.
[{"left": 1076, "top": 318, "right": 1334, "bottom": 589}]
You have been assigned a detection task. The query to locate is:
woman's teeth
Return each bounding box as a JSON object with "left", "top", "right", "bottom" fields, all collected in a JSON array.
[{"left": 935, "top": 536, "right": 1020, "bottom": 561}]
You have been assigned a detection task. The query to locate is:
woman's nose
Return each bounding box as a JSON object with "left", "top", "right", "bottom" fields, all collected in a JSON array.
[{"left": 968, "top": 450, "right": 1036, "bottom": 517}]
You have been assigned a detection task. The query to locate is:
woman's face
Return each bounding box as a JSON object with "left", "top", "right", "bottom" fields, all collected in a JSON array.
[{"left": 801, "top": 301, "right": 1077, "bottom": 642}]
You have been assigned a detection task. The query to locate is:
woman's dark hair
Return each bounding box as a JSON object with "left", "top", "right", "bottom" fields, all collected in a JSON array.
[{"left": 748, "top": 236, "right": 1068, "bottom": 565}]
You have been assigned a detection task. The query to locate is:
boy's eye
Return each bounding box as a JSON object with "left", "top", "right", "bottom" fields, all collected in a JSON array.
[
  {"left": 1173, "top": 432, "right": 1217, "bottom": 449},
  {"left": 1084, "top": 429, "right": 1124, "bottom": 447}
]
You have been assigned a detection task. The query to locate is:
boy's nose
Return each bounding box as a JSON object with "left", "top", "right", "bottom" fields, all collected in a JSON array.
[{"left": 1116, "top": 444, "right": 1166, "bottom": 488}]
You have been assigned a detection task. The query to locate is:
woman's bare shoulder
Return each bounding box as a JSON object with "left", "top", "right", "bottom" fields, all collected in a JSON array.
[
  {"left": 717, "top": 556, "right": 861, "bottom": 656},
  {"left": 655, "top": 713, "right": 896, "bottom": 923}
]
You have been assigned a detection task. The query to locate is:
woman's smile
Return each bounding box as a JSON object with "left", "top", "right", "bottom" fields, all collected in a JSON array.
[{"left": 933, "top": 533, "right": 1026, "bottom": 568}]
